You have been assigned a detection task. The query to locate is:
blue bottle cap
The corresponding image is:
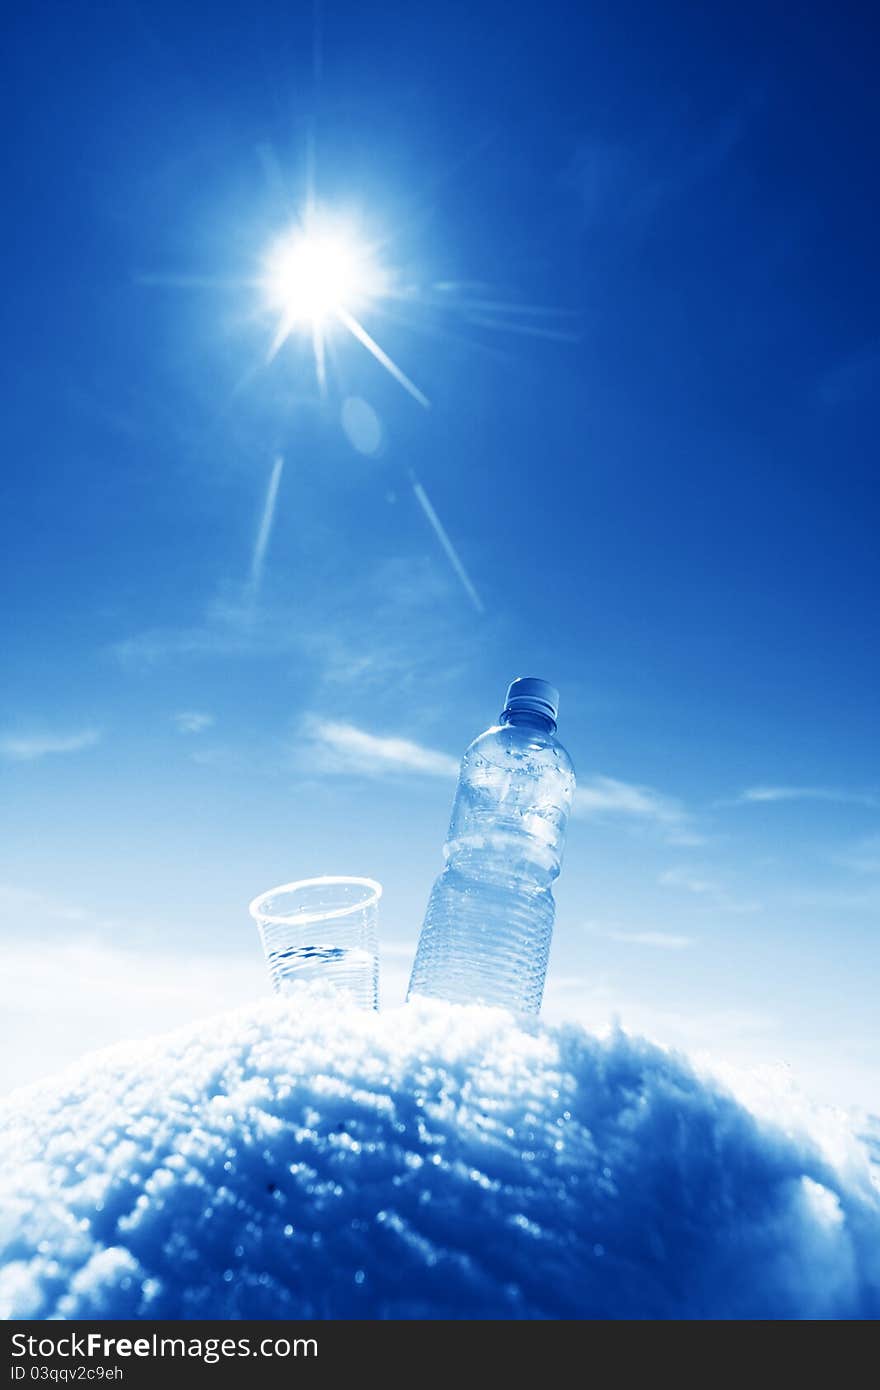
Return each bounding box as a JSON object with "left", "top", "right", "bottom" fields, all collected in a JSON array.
[{"left": 501, "top": 677, "right": 559, "bottom": 727}]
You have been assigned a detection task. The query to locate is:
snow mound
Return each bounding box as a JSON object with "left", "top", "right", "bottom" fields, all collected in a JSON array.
[{"left": 1, "top": 995, "right": 878, "bottom": 1319}]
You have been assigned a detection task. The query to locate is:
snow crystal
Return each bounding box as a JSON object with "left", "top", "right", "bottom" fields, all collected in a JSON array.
[{"left": 1, "top": 994, "right": 878, "bottom": 1319}]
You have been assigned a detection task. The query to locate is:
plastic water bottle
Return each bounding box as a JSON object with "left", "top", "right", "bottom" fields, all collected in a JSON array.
[{"left": 407, "top": 677, "right": 575, "bottom": 1013}]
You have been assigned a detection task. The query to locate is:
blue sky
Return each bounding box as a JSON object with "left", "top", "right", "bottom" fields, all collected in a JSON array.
[{"left": 2, "top": 1, "right": 878, "bottom": 1105}]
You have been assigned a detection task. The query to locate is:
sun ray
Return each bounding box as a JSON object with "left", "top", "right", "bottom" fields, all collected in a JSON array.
[
  {"left": 335, "top": 307, "right": 430, "bottom": 409},
  {"left": 260, "top": 214, "right": 428, "bottom": 405},
  {"left": 410, "top": 471, "right": 484, "bottom": 613},
  {"left": 463, "top": 314, "right": 582, "bottom": 344},
  {"left": 360, "top": 302, "right": 519, "bottom": 368},
  {"left": 255, "top": 196, "right": 579, "bottom": 407},
  {"left": 312, "top": 320, "right": 327, "bottom": 394},
  {"left": 267, "top": 313, "right": 295, "bottom": 364},
  {"left": 414, "top": 286, "right": 581, "bottom": 319},
  {"left": 135, "top": 273, "right": 255, "bottom": 290},
  {"left": 250, "top": 454, "right": 285, "bottom": 594}
]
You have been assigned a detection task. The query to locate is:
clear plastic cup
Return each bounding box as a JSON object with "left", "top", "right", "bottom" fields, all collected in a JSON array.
[{"left": 249, "top": 876, "right": 381, "bottom": 1010}]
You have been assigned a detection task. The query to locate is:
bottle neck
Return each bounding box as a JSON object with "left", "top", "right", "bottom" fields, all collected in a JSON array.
[{"left": 500, "top": 709, "right": 556, "bottom": 733}]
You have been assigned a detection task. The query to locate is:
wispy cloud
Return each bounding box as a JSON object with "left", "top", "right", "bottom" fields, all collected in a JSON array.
[
  {"left": 586, "top": 920, "right": 692, "bottom": 950},
  {"left": 112, "top": 591, "right": 263, "bottom": 668},
  {"left": 172, "top": 711, "right": 215, "bottom": 735},
  {"left": 569, "top": 89, "right": 763, "bottom": 236},
  {"left": 573, "top": 776, "right": 701, "bottom": 845},
  {"left": 303, "top": 719, "right": 460, "bottom": 779},
  {"left": 110, "top": 556, "right": 476, "bottom": 691},
  {"left": 833, "top": 835, "right": 880, "bottom": 876},
  {"left": 605, "top": 930, "right": 692, "bottom": 950},
  {"left": 0, "top": 729, "right": 101, "bottom": 762},
  {"left": 302, "top": 726, "right": 708, "bottom": 852},
  {"left": 735, "top": 785, "right": 878, "bottom": 808},
  {"left": 784, "top": 885, "right": 880, "bottom": 918},
  {"left": 659, "top": 868, "right": 716, "bottom": 895},
  {"left": 659, "top": 867, "right": 761, "bottom": 915},
  {"left": 0, "top": 883, "right": 91, "bottom": 924}
]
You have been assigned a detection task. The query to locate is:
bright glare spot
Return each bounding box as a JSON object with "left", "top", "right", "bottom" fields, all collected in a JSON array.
[
  {"left": 263, "top": 224, "right": 384, "bottom": 327},
  {"left": 341, "top": 396, "right": 384, "bottom": 456},
  {"left": 260, "top": 208, "right": 428, "bottom": 407}
]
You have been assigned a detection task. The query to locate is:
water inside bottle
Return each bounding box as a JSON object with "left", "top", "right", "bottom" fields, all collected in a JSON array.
[{"left": 408, "top": 680, "right": 575, "bottom": 1014}]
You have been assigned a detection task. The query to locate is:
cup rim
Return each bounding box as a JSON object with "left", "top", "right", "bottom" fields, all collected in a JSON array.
[{"left": 248, "top": 875, "right": 383, "bottom": 926}]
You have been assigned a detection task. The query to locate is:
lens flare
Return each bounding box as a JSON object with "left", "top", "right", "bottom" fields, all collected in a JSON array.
[
  {"left": 261, "top": 212, "right": 427, "bottom": 407},
  {"left": 263, "top": 226, "right": 384, "bottom": 327}
]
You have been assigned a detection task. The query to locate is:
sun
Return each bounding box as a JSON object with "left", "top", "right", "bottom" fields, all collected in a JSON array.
[
  {"left": 260, "top": 211, "right": 427, "bottom": 407},
  {"left": 263, "top": 224, "right": 384, "bottom": 328}
]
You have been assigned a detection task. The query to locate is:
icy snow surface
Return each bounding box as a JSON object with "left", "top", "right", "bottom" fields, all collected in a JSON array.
[{"left": 1, "top": 994, "right": 878, "bottom": 1319}]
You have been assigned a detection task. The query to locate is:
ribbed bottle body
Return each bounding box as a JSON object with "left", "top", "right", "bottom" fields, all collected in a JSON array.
[{"left": 408, "top": 716, "right": 575, "bottom": 1013}]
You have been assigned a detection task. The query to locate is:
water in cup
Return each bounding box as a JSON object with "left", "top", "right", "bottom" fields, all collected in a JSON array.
[{"left": 250, "top": 876, "right": 381, "bottom": 1010}]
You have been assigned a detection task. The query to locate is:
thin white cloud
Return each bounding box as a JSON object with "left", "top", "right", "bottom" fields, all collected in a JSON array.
[
  {"left": 111, "top": 556, "right": 470, "bottom": 683},
  {"left": 736, "top": 786, "right": 878, "bottom": 808},
  {"left": 585, "top": 919, "right": 692, "bottom": 950},
  {"left": 659, "top": 868, "right": 718, "bottom": 896},
  {"left": 604, "top": 929, "right": 692, "bottom": 950},
  {"left": 115, "top": 628, "right": 236, "bottom": 666},
  {"left": 786, "top": 885, "right": 880, "bottom": 912},
  {"left": 573, "top": 776, "right": 701, "bottom": 845},
  {"left": 112, "top": 593, "right": 261, "bottom": 668},
  {"left": 833, "top": 835, "right": 880, "bottom": 876},
  {"left": 0, "top": 883, "right": 90, "bottom": 924},
  {"left": 304, "top": 719, "right": 460, "bottom": 780},
  {"left": 659, "top": 867, "right": 761, "bottom": 915},
  {"left": 575, "top": 776, "right": 679, "bottom": 819},
  {"left": 569, "top": 90, "right": 763, "bottom": 236},
  {"left": 172, "top": 711, "right": 215, "bottom": 735},
  {"left": 0, "top": 729, "right": 100, "bottom": 762},
  {"left": 302, "top": 735, "right": 702, "bottom": 842}
]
